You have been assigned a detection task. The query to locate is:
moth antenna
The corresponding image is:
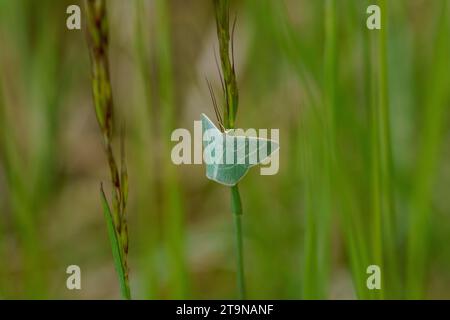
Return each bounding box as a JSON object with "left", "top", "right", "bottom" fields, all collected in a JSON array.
[
  {"left": 210, "top": 80, "right": 224, "bottom": 127},
  {"left": 205, "top": 78, "right": 224, "bottom": 130},
  {"left": 214, "top": 46, "right": 228, "bottom": 118},
  {"left": 205, "top": 78, "right": 218, "bottom": 121},
  {"left": 213, "top": 45, "right": 226, "bottom": 102}
]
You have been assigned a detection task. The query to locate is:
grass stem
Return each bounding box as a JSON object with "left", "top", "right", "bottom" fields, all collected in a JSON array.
[
  {"left": 406, "top": 0, "right": 450, "bottom": 298},
  {"left": 231, "top": 185, "right": 246, "bottom": 299},
  {"left": 85, "top": 0, "right": 131, "bottom": 299},
  {"left": 376, "top": 0, "right": 399, "bottom": 297},
  {"left": 214, "top": 0, "right": 247, "bottom": 299},
  {"left": 155, "top": 0, "right": 188, "bottom": 298}
]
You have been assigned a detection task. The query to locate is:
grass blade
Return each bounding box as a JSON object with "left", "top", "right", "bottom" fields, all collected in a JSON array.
[
  {"left": 214, "top": 0, "right": 247, "bottom": 299},
  {"left": 85, "top": 0, "right": 131, "bottom": 299},
  {"left": 100, "top": 185, "right": 131, "bottom": 300},
  {"left": 231, "top": 185, "right": 246, "bottom": 299},
  {"left": 155, "top": 0, "right": 189, "bottom": 299},
  {"left": 406, "top": 0, "right": 450, "bottom": 298}
]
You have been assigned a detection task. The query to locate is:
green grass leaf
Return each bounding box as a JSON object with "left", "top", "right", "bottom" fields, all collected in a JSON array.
[{"left": 100, "top": 185, "right": 131, "bottom": 300}]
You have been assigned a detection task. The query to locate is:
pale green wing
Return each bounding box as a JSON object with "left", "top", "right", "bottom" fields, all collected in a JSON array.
[
  {"left": 201, "top": 113, "right": 279, "bottom": 186},
  {"left": 207, "top": 139, "right": 251, "bottom": 186},
  {"left": 201, "top": 113, "right": 223, "bottom": 166},
  {"left": 202, "top": 113, "right": 249, "bottom": 186},
  {"left": 233, "top": 135, "right": 279, "bottom": 167},
  {"left": 201, "top": 113, "right": 219, "bottom": 133}
]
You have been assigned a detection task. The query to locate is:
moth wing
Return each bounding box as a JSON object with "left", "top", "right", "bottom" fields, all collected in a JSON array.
[
  {"left": 201, "top": 113, "right": 220, "bottom": 133},
  {"left": 202, "top": 112, "right": 224, "bottom": 164},
  {"left": 232, "top": 135, "right": 279, "bottom": 167},
  {"left": 202, "top": 113, "right": 236, "bottom": 185},
  {"left": 202, "top": 114, "right": 279, "bottom": 186},
  {"left": 206, "top": 163, "right": 251, "bottom": 187},
  {"left": 219, "top": 134, "right": 252, "bottom": 185},
  {"left": 254, "top": 137, "right": 279, "bottom": 164}
]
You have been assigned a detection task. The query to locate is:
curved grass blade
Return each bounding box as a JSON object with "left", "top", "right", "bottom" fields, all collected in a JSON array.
[{"left": 100, "top": 185, "right": 131, "bottom": 300}]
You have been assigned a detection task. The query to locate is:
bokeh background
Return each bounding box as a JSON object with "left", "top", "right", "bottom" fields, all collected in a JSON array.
[{"left": 0, "top": 0, "right": 449, "bottom": 299}]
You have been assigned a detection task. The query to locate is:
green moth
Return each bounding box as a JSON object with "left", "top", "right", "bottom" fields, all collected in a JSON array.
[{"left": 201, "top": 113, "right": 279, "bottom": 186}]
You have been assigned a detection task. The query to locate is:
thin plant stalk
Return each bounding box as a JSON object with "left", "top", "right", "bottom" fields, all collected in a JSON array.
[
  {"left": 0, "top": 77, "right": 44, "bottom": 298},
  {"left": 213, "top": 0, "right": 246, "bottom": 299},
  {"left": 316, "top": 0, "right": 336, "bottom": 298},
  {"left": 406, "top": 1, "right": 450, "bottom": 298},
  {"left": 133, "top": 0, "right": 159, "bottom": 299},
  {"left": 155, "top": 0, "right": 188, "bottom": 299},
  {"left": 367, "top": 5, "right": 384, "bottom": 299},
  {"left": 0, "top": 76, "right": 7, "bottom": 297},
  {"left": 302, "top": 0, "right": 336, "bottom": 299},
  {"left": 231, "top": 185, "right": 245, "bottom": 298},
  {"left": 323, "top": 0, "right": 373, "bottom": 299},
  {"left": 85, "top": 0, "right": 131, "bottom": 299},
  {"left": 375, "top": 0, "right": 399, "bottom": 297},
  {"left": 0, "top": 1, "right": 66, "bottom": 297}
]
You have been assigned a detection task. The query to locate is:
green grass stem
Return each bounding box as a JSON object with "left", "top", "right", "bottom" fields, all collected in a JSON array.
[
  {"left": 406, "top": 1, "right": 450, "bottom": 298},
  {"left": 231, "top": 185, "right": 246, "bottom": 299},
  {"left": 214, "top": 0, "right": 247, "bottom": 299},
  {"left": 133, "top": 0, "right": 159, "bottom": 299},
  {"left": 101, "top": 186, "right": 131, "bottom": 299},
  {"left": 155, "top": 0, "right": 188, "bottom": 299},
  {"left": 85, "top": 0, "right": 131, "bottom": 299}
]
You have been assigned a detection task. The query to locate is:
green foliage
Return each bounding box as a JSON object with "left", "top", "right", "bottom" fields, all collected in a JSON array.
[
  {"left": 85, "top": 0, "right": 130, "bottom": 299},
  {"left": 0, "top": 0, "right": 449, "bottom": 300},
  {"left": 100, "top": 186, "right": 131, "bottom": 299},
  {"left": 213, "top": 0, "right": 246, "bottom": 299}
]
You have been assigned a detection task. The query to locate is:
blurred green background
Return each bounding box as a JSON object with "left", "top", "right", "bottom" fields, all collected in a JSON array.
[{"left": 0, "top": 0, "right": 449, "bottom": 299}]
